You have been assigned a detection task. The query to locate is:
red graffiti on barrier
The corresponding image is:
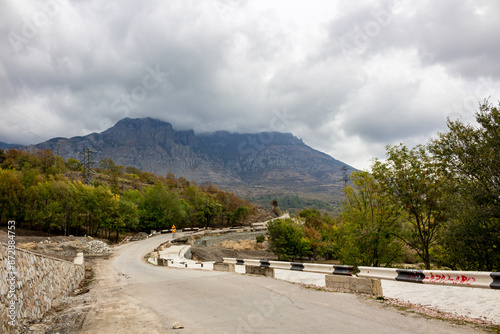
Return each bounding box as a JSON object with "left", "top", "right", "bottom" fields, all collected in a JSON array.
[{"left": 425, "top": 273, "right": 476, "bottom": 285}]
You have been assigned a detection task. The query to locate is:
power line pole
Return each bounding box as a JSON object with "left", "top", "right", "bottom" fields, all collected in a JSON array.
[
  {"left": 341, "top": 165, "right": 349, "bottom": 189},
  {"left": 79, "top": 147, "right": 97, "bottom": 185}
]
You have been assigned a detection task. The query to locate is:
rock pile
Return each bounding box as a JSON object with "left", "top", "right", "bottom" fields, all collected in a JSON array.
[
  {"left": 130, "top": 232, "right": 149, "bottom": 241},
  {"left": 85, "top": 240, "right": 114, "bottom": 254}
]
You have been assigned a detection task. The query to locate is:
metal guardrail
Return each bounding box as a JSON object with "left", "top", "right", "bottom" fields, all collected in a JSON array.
[
  {"left": 358, "top": 267, "right": 500, "bottom": 289},
  {"left": 223, "top": 259, "right": 499, "bottom": 289},
  {"left": 223, "top": 258, "right": 353, "bottom": 276}
]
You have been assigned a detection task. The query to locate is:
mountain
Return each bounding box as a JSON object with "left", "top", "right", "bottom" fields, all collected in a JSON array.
[
  {"left": 0, "top": 142, "right": 19, "bottom": 149},
  {"left": 32, "top": 118, "right": 354, "bottom": 206}
]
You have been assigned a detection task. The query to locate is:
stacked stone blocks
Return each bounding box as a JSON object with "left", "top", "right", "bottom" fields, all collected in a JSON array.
[{"left": 0, "top": 243, "right": 85, "bottom": 333}]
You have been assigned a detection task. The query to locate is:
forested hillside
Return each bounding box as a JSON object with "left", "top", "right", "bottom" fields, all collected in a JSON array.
[{"left": 0, "top": 149, "right": 263, "bottom": 241}]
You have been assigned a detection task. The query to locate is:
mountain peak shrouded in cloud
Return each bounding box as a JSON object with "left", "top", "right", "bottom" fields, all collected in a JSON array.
[
  {"left": 31, "top": 117, "right": 353, "bottom": 202},
  {"left": 1, "top": 0, "right": 499, "bottom": 169}
]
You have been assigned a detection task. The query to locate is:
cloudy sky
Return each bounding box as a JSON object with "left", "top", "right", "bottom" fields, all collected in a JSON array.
[{"left": 1, "top": 0, "right": 499, "bottom": 169}]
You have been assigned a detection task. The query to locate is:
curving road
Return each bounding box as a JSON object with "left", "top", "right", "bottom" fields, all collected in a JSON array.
[{"left": 80, "top": 234, "right": 482, "bottom": 333}]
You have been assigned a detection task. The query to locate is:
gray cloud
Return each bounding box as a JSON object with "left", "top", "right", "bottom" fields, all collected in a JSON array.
[
  {"left": 323, "top": 0, "right": 500, "bottom": 79},
  {"left": 1, "top": 0, "right": 499, "bottom": 169}
]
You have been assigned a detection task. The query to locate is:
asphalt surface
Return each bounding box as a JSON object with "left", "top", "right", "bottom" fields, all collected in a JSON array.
[
  {"left": 271, "top": 266, "right": 500, "bottom": 324},
  {"left": 80, "top": 233, "right": 483, "bottom": 333}
]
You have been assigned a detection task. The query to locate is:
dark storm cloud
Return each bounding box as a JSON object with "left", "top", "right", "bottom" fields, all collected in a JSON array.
[{"left": 0, "top": 0, "right": 499, "bottom": 169}]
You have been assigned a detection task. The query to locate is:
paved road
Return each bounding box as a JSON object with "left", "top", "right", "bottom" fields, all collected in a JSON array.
[
  {"left": 80, "top": 234, "right": 482, "bottom": 333},
  {"left": 271, "top": 266, "right": 500, "bottom": 324}
]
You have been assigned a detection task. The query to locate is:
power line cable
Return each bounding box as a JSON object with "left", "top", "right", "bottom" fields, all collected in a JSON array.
[
  {"left": 0, "top": 114, "right": 47, "bottom": 142},
  {"left": 0, "top": 99, "right": 61, "bottom": 137}
]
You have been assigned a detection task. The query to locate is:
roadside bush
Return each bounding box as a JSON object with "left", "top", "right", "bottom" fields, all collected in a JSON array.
[{"left": 256, "top": 235, "right": 265, "bottom": 243}]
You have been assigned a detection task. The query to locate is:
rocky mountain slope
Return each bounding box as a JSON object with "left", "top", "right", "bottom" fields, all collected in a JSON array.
[{"left": 32, "top": 117, "right": 353, "bottom": 202}]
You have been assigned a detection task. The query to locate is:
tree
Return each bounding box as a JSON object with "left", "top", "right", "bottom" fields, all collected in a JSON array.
[
  {"left": 0, "top": 149, "right": 5, "bottom": 165},
  {"left": 372, "top": 144, "right": 447, "bottom": 269},
  {"left": 122, "top": 189, "right": 144, "bottom": 205},
  {"left": 1, "top": 149, "right": 26, "bottom": 170},
  {"left": 267, "top": 218, "right": 310, "bottom": 261},
  {"left": 36, "top": 149, "right": 56, "bottom": 174},
  {"left": 429, "top": 101, "right": 500, "bottom": 270},
  {"left": 65, "top": 158, "right": 83, "bottom": 172},
  {"left": 99, "top": 158, "right": 116, "bottom": 172},
  {"left": 88, "top": 185, "right": 116, "bottom": 237},
  {"left": 183, "top": 185, "right": 223, "bottom": 227},
  {"left": 21, "top": 162, "right": 42, "bottom": 188},
  {"left": 195, "top": 193, "right": 222, "bottom": 228},
  {"left": 270, "top": 199, "right": 281, "bottom": 216},
  {"left": 0, "top": 169, "right": 24, "bottom": 223},
  {"left": 228, "top": 206, "right": 251, "bottom": 226},
  {"left": 303, "top": 225, "right": 324, "bottom": 260},
  {"left": 213, "top": 191, "right": 254, "bottom": 226},
  {"left": 27, "top": 180, "right": 76, "bottom": 235},
  {"left": 298, "top": 208, "right": 330, "bottom": 259},
  {"left": 72, "top": 182, "right": 115, "bottom": 237},
  {"left": 106, "top": 196, "right": 139, "bottom": 242},
  {"left": 339, "top": 171, "right": 403, "bottom": 267},
  {"left": 140, "top": 184, "right": 192, "bottom": 230}
]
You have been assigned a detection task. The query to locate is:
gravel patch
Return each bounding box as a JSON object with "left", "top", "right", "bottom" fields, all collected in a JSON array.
[{"left": 381, "top": 280, "right": 500, "bottom": 326}]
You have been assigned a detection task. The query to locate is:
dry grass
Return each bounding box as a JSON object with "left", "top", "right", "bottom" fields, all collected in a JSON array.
[{"left": 221, "top": 240, "right": 267, "bottom": 251}]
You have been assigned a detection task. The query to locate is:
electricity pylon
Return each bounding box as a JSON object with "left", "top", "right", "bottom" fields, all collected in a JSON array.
[{"left": 78, "top": 147, "right": 97, "bottom": 185}]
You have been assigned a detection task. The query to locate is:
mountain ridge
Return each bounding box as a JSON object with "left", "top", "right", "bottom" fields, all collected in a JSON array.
[
  {"left": 29, "top": 117, "right": 354, "bottom": 202},
  {"left": 0, "top": 141, "right": 20, "bottom": 149}
]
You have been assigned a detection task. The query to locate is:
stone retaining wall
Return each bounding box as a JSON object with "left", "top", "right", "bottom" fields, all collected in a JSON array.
[
  {"left": 194, "top": 231, "right": 267, "bottom": 247},
  {"left": 0, "top": 243, "right": 85, "bottom": 333}
]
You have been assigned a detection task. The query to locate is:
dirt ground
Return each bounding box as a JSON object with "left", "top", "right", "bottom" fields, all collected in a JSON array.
[
  {"left": 191, "top": 245, "right": 275, "bottom": 262},
  {"left": 0, "top": 228, "right": 114, "bottom": 261},
  {"left": 190, "top": 238, "right": 275, "bottom": 262}
]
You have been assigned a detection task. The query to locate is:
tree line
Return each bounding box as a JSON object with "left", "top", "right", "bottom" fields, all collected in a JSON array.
[
  {"left": 267, "top": 101, "right": 499, "bottom": 272},
  {"left": 0, "top": 149, "right": 254, "bottom": 241}
]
